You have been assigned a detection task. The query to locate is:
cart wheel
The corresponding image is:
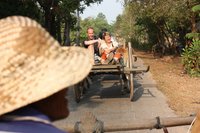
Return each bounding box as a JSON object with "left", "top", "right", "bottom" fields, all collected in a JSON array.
[
  {"left": 122, "top": 73, "right": 130, "bottom": 93},
  {"left": 83, "top": 78, "right": 90, "bottom": 94},
  {"left": 123, "top": 72, "right": 134, "bottom": 101},
  {"left": 73, "top": 83, "right": 81, "bottom": 103},
  {"left": 123, "top": 57, "right": 134, "bottom": 100}
]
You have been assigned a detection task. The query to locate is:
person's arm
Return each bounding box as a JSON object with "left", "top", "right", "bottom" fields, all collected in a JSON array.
[
  {"left": 112, "top": 47, "right": 117, "bottom": 52},
  {"left": 84, "top": 39, "right": 99, "bottom": 46},
  {"left": 112, "top": 40, "right": 119, "bottom": 48},
  {"left": 100, "top": 42, "right": 109, "bottom": 54},
  {"left": 105, "top": 47, "right": 116, "bottom": 54},
  {"left": 106, "top": 41, "right": 118, "bottom": 53},
  {"left": 98, "top": 38, "right": 103, "bottom": 48}
]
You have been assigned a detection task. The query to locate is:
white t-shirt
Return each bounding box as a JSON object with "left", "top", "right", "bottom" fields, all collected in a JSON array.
[{"left": 100, "top": 41, "right": 118, "bottom": 50}]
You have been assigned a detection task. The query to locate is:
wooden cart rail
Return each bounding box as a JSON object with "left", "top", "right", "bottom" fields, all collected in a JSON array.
[
  {"left": 92, "top": 64, "right": 121, "bottom": 69},
  {"left": 64, "top": 115, "right": 194, "bottom": 133},
  {"left": 90, "top": 64, "right": 150, "bottom": 74},
  {"left": 104, "top": 116, "right": 193, "bottom": 132}
]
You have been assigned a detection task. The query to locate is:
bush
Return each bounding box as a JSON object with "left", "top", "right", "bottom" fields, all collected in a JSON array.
[
  {"left": 181, "top": 39, "right": 200, "bottom": 77},
  {"left": 131, "top": 38, "right": 152, "bottom": 51}
]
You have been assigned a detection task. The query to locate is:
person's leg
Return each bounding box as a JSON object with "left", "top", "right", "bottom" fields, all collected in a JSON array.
[
  {"left": 101, "top": 52, "right": 107, "bottom": 64},
  {"left": 88, "top": 45, "right": 95, "bottom": 64},
  {"left": 113, "top": 53, "right": 121, "bottom": 64},
  {"left": 107, "top": 52, "right": 114, "bottom": 64}
]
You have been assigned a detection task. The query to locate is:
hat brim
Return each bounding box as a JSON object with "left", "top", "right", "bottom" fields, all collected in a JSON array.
[{"left": 0, "top": 16, "right": 92, "bottom": 115}]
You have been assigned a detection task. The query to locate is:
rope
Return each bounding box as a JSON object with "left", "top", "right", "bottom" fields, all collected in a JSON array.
[
  {"left": 154, "top": 116, "right": 162, "bottom": 129},
  {"left": 187, "top": 116, "right": 196, "bottom": 133}
]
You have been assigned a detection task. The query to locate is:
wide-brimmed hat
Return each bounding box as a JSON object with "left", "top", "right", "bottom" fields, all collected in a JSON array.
[{"left": 0, "top": 16, "right": 92, "bottom": 116}]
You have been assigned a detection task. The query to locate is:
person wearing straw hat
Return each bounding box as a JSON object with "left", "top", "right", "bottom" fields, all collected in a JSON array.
[{"left": 0, "top": 16, "right": 92, "bottom": 132}]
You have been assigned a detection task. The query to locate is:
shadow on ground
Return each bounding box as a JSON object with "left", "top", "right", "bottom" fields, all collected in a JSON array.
[{"left": 68, "top": 73, "right": 157, "bottom": 112}]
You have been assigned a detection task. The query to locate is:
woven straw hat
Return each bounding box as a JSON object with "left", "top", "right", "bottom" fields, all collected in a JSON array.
[{"left": 0, "top": 16, "right": 92, "bottom": 116}]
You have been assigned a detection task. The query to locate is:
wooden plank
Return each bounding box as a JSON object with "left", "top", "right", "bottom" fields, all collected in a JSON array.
[
  {"left": 91, "top": 66, "right": 149, "bottom": 72},
  {"left": 66, "top": 116, "right": 195, "bottom": 133},
  {"left": 92, "top": 64, "right": 122, "bottom": 69},
  {"left": 90, "top": 66, "right": 149, "bottom": 74},
  {"left": 104, "top": 116, "right": 194, "bottom": 132},
  {"left": 90, "top": 69, "right": 122, "bottom": 73}
]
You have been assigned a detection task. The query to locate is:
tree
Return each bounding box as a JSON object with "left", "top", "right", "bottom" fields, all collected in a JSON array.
[
  {"left": 0, "top": 0, "right": 42, "bottom": 22},
  {"left": 58, "top": 0, "right": 103, "bottom": 46},
  {"left": 0, "top": 0, "right": 103, "bottom": 46},
  {"left": 115, "top": 0, "right": 200, "bottom": 52},
  {"left": 182, "top": 4, "right": 200, "bottom": 77},
  {"left": 75, "top": 12, "right": 112, "bottom": 43},
  {"left": 96, "top": 12, "right": 107, "bottom": 21}
]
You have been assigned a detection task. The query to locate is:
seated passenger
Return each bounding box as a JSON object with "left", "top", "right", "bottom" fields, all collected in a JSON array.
[
  {"left": 83, "top": 27, "right": 101, "bottom": 64},
  {"left": 100, "top": 32, "right": 121, "bottom": 64},
  {"left": 98, "top": 28, "right": 119, "bottom": 46}
]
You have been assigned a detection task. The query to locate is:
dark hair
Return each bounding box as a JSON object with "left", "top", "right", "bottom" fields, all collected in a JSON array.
[
  {"left": 98, "top": 28, "right": 108, "bottom": 39},
  {"left": 102, "top": 32, "right": 111, "bottom": 40},
  {"left": 101, "top": 28, "right": 107, "bottom": 32}
]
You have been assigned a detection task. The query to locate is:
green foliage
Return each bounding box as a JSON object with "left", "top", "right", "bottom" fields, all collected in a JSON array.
[
  {"left": 131, "top": 38, "right": 152, "bottom": 51},
  {"left": 114, "top": 0, "right": 200, "bottom": 52},
  {"left": 186, "top": 33, "right": 200, "bottom": 39},
  {"left": 0, "top": 0, "right": 42, "bottom": 22},
  {"left": 0, "top": 0, "right": 103, "bottom": 45},
  {"left": 192, "top": 4, "right": 200, "bottom": 13},
  {"left": 116, "top": 1, "right": 200, "bottom": 76},
  {"left": 181, "top": 39, "right": 200, "bottom": 77},
  {"left": 136, "top": 16, "right": 160, "bottom": 45},
  {"left": 75, "top": 12, "right": 112, "bottom": 43},
  {"left": 181, "top": 3, "right": 200, "bottom": 77}
]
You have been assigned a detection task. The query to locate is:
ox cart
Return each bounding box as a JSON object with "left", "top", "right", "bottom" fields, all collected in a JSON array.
[{"left": 72, "top": 42, "right": 150, "bottom": 103}]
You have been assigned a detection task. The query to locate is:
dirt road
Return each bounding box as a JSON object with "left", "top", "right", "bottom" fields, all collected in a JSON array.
[
  {"left": 53, "top": 57, "right": 189, "bottom": 133},
  {"left": 135, "top": 51, "right": 200, "bottom": 116}
]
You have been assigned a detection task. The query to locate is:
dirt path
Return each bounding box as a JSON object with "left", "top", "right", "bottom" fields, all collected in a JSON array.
[
  {"left": 53, "top": 55, "right": 189, "bottom": 133},
  {"left": 135, "top": 50, "right": 200, "bottom": 116}
]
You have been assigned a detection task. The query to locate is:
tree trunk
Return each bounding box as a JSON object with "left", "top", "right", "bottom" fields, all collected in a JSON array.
[
  {"left": 191, "top": 12, "right": 197, "bottom": 33},
  {"left": 44, "top": 5, "right": 51, "bottom": 32},
  {"left": 164, "top": 21, "right": 176, "bottom": 48},
  {"left": 50, "top": 14, "right": 56, "bottom": 38},
  {"left": 42, "top": 1, "right": 56, "bottom": 38},
  {"left": 56, "top": 15, "right": 62, "bottom": 44},
  {"left": 63, "top": 19, "right": 71, "bottom": 46}
]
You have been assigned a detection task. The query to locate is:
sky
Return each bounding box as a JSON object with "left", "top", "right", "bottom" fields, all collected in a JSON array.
[{"left": 80, "top": 0, "right": 124, "bottom": 24}]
